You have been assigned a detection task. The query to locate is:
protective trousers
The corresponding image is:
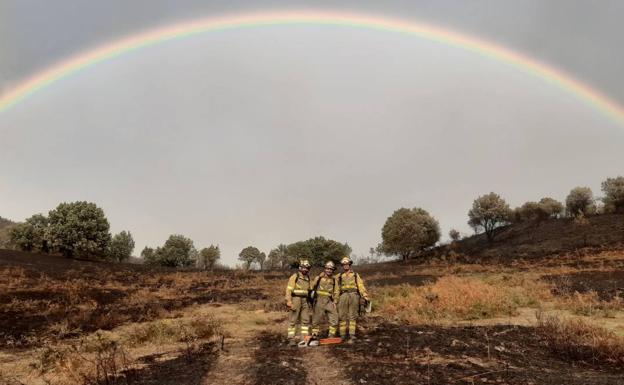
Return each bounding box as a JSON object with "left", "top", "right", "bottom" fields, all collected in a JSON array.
[
  {"left": 288, "top": 296, "right": 311, "bottom": 339},
  {"left": 312, "top": 296, "right": 338, "bottom": 337},
  {"left": 338, "top": 292, "right": 360, "bottom": 337}
]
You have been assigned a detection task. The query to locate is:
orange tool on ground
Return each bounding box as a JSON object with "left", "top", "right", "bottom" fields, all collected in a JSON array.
[{"left": 299, "top": 336, "right": 343, "bottom": 347}]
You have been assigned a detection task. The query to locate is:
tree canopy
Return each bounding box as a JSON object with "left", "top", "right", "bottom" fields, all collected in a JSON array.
[
  {"left": 285, "top": 236, "right": 351, "bottom": 267},
  {"left": 9, "top": 214, "right": 49, "bottom": 252},
  {"left": 267, "top": 244, "right": 289, "bottom": 269},
  {"left": 380, "top": 207, "right": 440, "bottom": 261},
  {"left": 238, "top": 246, "right": 262, "bottom": 269},
  {"left": 565, "top": 187, "right": 595, "bottom": 217},
  {"left": 602, "top": 176, "right": 624, "bottom": 213},
  {"left": 108, "top": 231, "right": 135, "bottom": 262},
  {"left": 468, "top": 193, "right": 512, "bottom": 241},
  {"left": 47, "top": 201, "right": 111, "bottom": 258},
  {"left": 145, "top": 234, "right": 197, "bottom": 267},
  {"left": 198, "top": 245, "right": 221, "bottom": 270}
]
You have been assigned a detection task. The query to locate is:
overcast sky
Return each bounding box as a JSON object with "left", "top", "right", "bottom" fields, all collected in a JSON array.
[{"left": 1, "top": 1, "right": 623, "bottom": 264}]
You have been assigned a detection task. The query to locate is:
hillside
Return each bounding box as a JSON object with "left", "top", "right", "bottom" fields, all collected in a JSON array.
[
  {"left": 1, "top": 224, "right": 624, "bottom": 384},
  {"left": 448, "top": 213, "right": 624, "bottom": 260}
]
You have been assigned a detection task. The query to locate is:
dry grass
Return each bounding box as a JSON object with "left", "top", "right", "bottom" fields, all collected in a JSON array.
[
  {"left": 536, "top": 313, "right": 624, "bottom": 366},
  {"left": 3, "top": 248, "right": 624, "bottom": 384},
  {"left": 376, "top": 275, "right": 552, "bottom": 323},
  {"left": 30, "top": 315, "right": 223, "bottom": 385},
  {"left": 0, "top": 262, "right": 276, "bottom": 347},
  {"left": 121, "top": 316, "right": 222, "bottom": 346},
  {"left": 555, "top": 291, "right": 624, "bottom": 317},
  {"left": 32, "top": 332, "right": 132, "bottom": 385}
]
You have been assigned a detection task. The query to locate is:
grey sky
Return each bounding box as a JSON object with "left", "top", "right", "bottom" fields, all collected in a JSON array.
[{"left": 1, "top": 1, "right": 623, "bottom": 264}]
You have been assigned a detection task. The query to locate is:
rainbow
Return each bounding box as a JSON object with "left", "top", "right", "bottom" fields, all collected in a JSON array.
[{"left": 1, "top": 10, "right": 623, "bottom": 125}]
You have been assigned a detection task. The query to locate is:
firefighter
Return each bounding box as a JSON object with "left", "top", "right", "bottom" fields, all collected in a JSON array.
[
  {"left": 337, "top": 256, "right": 369, "bottom": 343},
  {"left": 311, "top": 261, "right": 340, "bottom": 338},
  {"left": 285, "top": 259, "right": 312, "bottom": 346}
]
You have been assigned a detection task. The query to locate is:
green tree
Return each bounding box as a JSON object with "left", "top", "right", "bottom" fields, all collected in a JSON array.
[
  {"left": 468, "top": 193, "right": 512, "bottom": 241},
  {"left": 148, "top": 235, "right": 197, "bottom": 267},
  {"left": 198, "top": 245, "right": 220, "bottom": 270},
  {"left": 47, "top": 202, "right": 111, "bottom": 258},
  {"left": 449, "top": 229, "right": 461, "bottom": 242},
  {"left": 256, "top": 252, "right": 267, "bottom": 270},
  {"left": 516, "top": 198, "right": 563, "bottom": 225},
  {"left": 267, "top": 244, "right": 289, "bottom": 269},
  {"left": 517, "top": 201, "right": 545, "bottom": 224},
  {"left": 9, "top": 214, "right": 49, "bottom": 252},
  {"left": 380, "top": 207, "right": 441, "bottom": 261},
  {"left": 539, "top": 197, "right": 564, "bottom": 218},
  {"left": 141, "top": 246, "right": 156, "bottom": 264},
  {"left": 239, "top": 246, "right": 262, "bottom": 269},
  {"left": 601, "top": 176, "right": 624, "bottom": 213},
  {"left": 286, "top": 236, "right": 351, "bottom": 267},
  {"left": 108, "top": 231, "right": 135, "bottom": 262},
  {"left": 565, "top": 187, "right": 595, "bottom": 217}
]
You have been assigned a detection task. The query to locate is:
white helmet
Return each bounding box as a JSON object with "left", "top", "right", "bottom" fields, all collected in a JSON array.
[{"left": 340, "top": 256, "right": 353, "bottom": 265}]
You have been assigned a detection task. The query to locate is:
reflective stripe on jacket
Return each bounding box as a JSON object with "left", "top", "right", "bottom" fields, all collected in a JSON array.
[
  {"left": 338, "top": 271, "right": 368, "bottom": 298},
  {"left": 285, "top": 272, "right": 311, "bottom": 301},
  {"left": 311, "top": 274, "right": 339, "bottom": 301}
]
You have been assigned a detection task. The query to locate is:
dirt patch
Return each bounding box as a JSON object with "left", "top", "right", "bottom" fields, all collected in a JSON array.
[
  {"left": 543, "top": 270, "right": 624, "bottom": 300},
  {"left": 302, "top": 347, "right": 351, "bottom": 385},
  {"left": 331, "top": 323, "right": 624, "bottom": 385},
  {"left": 252, "top": 331, "right": 307, "bottom": 385}
]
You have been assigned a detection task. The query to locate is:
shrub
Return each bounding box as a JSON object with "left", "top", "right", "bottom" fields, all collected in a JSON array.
[
  {"left": 123, "top": 316, "right": 221, "bottom": 346},
  {"left": 536, "top": 314, "right": 624, "bottom": 366},
  {"left": 377, "top": 275, "right": 549, "bottom": 323},
  {"left": 33, "top": 333, "right": 131, "bottom": 385}
]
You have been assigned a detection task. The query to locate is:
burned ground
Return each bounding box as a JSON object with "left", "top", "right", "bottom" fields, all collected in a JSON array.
[
  {"left": 0, "top": 249, "right": 272, "bottom": 347},
  {"left": 252, "top": 332, "right": 307, "bottom": 385},
  {"left": 2, "top": 246, "right": 624, "bottom": 385},
  {"left": 367, "top": 274, "right": 437, "bottom": 287},
  {"left": 123, "top": 342, "right": 219, "bottom": 385},
  {"left": 544, "top": 270, "right": 624, "bottom": 301},
  {"left": 440, "top": 213, "right": 624, "bottom": 261},
  {"left": 332, "top": 322, "right": 624, "bottom": 385}
]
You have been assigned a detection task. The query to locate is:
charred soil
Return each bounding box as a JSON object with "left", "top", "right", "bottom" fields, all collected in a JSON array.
[{"left": 332, "top": 322, "right": 624, "bottom": 385}]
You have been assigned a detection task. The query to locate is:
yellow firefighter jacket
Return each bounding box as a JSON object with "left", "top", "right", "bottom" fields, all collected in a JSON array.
[
  {"left": 311, "top": 274, "right": 340, "bottom": 302},
  {"left": 337, "top": 271, "right": 369, "bottom": 299},
  {"left": 285, "top": 272, "right": 311, "bottom": 301}
]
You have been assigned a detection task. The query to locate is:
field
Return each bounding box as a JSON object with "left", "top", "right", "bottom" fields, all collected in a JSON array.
[{"left": 1, "top": 246, "right": 624, "bottom": 385}]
